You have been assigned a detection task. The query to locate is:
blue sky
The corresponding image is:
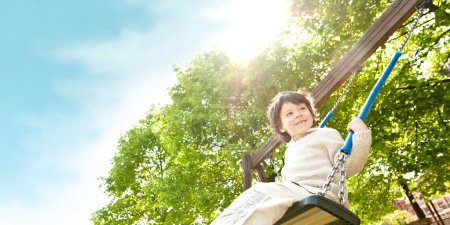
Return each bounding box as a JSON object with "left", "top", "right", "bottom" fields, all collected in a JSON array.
[{"left": 0, "top": 0, "right": 289, "bottom": 224}]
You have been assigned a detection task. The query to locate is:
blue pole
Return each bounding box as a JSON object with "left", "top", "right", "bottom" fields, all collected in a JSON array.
[
  {"left": 341, "top": 50, "right": 403, "bottom": 155},
  {"left": 319, "top": 111, "right": 334, "bottom": 128}
]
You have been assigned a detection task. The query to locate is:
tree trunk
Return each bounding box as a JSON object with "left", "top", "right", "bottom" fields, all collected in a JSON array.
[{"left": 400, "top": 181, "right": 426, "bottom": 219}]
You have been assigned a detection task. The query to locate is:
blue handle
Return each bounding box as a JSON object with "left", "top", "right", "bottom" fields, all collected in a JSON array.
[
  {"left": 319, "top": 111, "right": 334, "bottom": 128},
  {"left": 340, "top": 50, "right": 403, "bottom": 155}
]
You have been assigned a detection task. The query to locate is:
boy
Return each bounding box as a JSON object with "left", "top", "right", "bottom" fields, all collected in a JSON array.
[{"left": 212, "top": 91, "right": 371, "bottom": 225}]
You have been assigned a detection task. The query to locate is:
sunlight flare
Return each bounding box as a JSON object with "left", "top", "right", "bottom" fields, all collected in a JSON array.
[{"left": 213, "top": 0, "right": 291, "bottom": 63}]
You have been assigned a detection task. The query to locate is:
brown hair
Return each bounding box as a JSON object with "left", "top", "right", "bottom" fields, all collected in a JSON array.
[{"left": 267, "top": 91, "right": 317, "bottom": 142}]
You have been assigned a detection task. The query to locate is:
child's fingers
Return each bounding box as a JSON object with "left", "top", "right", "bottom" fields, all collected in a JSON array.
[{"left": 347, "top": 117, "right": 368, "bottom": 132}]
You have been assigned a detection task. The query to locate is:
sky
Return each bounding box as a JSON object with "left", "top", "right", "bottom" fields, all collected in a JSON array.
[{"left": 0, "top": 0, "right": 290, "bottom": 224}]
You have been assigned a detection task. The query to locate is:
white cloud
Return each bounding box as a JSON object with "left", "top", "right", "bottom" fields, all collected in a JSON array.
[
  {"left": 0, "top": 0, "right": 291, "bottom": 224},
  {"left": 0, "top": 1, "right": 230, "bottom": 224}
]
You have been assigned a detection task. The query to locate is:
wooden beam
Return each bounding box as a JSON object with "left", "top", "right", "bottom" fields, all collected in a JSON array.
[
  {"left": 250, "top": 134, "right": 282, "bottom": 168},
  {"left": 242, "top": 153, "right": 252, "bottom": 190},
  {"left": 312, "top": 0, "right": 422, "bottom": 106},
  {"left": 255, "top": 164, "right": 268, "bottom": 182},
  {"left": 243, "top": 0, "right": 424, "bottom": 189}
]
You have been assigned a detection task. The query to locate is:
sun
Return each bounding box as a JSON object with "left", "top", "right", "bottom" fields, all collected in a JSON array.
[{"left": 215, "top": 0, "right": 291, "bottom": 63}]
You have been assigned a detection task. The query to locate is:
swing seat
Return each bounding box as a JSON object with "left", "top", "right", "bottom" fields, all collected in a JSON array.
[{"left": 275, "top": 195, "right": 360, "bottom": 225}]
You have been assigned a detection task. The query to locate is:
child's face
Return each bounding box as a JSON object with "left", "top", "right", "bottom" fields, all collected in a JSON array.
[{"left": 279, "top": 102, "right": 314, "bottom": 137}]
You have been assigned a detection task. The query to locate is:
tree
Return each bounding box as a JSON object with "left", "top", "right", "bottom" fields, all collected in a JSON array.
[
  {"left": 296, "top": 0, "right": 450, "bottom": 221},
  {"left": 93, "top": 0, "right": 450, "bottom": 224}
]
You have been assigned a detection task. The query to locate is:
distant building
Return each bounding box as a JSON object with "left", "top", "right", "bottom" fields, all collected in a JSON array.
[{"left": 394, "top": 193, "right": 450, "bottom": 224}]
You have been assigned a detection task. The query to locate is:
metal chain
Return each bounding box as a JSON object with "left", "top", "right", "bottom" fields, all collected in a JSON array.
[
  {"left": 329, "top": 64, "right": 363, "bottom": 113},
  {"left": 338, "top": 154, "right": 348, "bottom": 205},
  {"left": 317, "top": 2, "right": 426, "bottom": 206},
  {"left": 398, "top": 2, "right": 426, "bottom": 52},
  {"left": 317, "top": 153, "right": 347, "bottom": 197}
]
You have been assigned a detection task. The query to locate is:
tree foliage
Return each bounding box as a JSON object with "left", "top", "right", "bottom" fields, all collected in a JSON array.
[{"left": 93, "top": 0, "right": 449, "bottom": 224}]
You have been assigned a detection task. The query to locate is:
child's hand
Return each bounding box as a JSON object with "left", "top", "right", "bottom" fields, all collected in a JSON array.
[{"left": 347, "top": 117, "right": 369, "bottom": 133}]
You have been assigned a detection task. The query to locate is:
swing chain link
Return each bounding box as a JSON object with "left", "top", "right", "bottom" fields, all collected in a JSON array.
[
  {"left": 317, "top": 152, "right": 348, "bottom": 205},
  {"left": 398, "top": 1, "right": 426, "bottom": 52},
  {"left": 338, "top": 154, "right": 348, "bottom": 205},
  {"left": 329, "top": 64, "right": 363, "bottom": 113}
]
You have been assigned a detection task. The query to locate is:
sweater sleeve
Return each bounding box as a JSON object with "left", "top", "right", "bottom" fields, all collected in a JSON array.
[
  {"left": 324, "top": 129, "right": 345, "bottom": 165},
  {"left": 346, "top": 130, "right": 372, "bottom": 176}
]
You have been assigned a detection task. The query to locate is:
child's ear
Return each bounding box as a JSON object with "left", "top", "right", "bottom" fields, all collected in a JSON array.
[{"left": 279, "top": 127, "right": 286, "bottom": 133}]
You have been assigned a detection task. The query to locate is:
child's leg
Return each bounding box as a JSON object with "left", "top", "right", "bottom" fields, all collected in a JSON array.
[{"left": 211, "top": 182, "right": 311, "bottom": 225}]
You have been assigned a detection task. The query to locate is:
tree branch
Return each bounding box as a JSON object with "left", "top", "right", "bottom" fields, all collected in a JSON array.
[
  {"left": 397, "top": 79, "right": 450, "bottom": 90},
  {"left": 433, "top": 28, "right": 450, "bottom": 47},
  {"left": 389, "top": 17, "right": 434, "bottom": 42},
  {"left": 436, "top": 105, "right": 449, "bottom": 131}
]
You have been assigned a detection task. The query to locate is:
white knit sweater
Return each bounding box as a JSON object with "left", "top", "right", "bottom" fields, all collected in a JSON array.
[{"left": 281, "top": 127, "right": 372, "bottom": 207}]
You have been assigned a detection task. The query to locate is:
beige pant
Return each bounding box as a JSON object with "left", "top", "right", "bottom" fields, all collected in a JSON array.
[{"left": 211, "top": 181, "right": 336, "bottom": 225}]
